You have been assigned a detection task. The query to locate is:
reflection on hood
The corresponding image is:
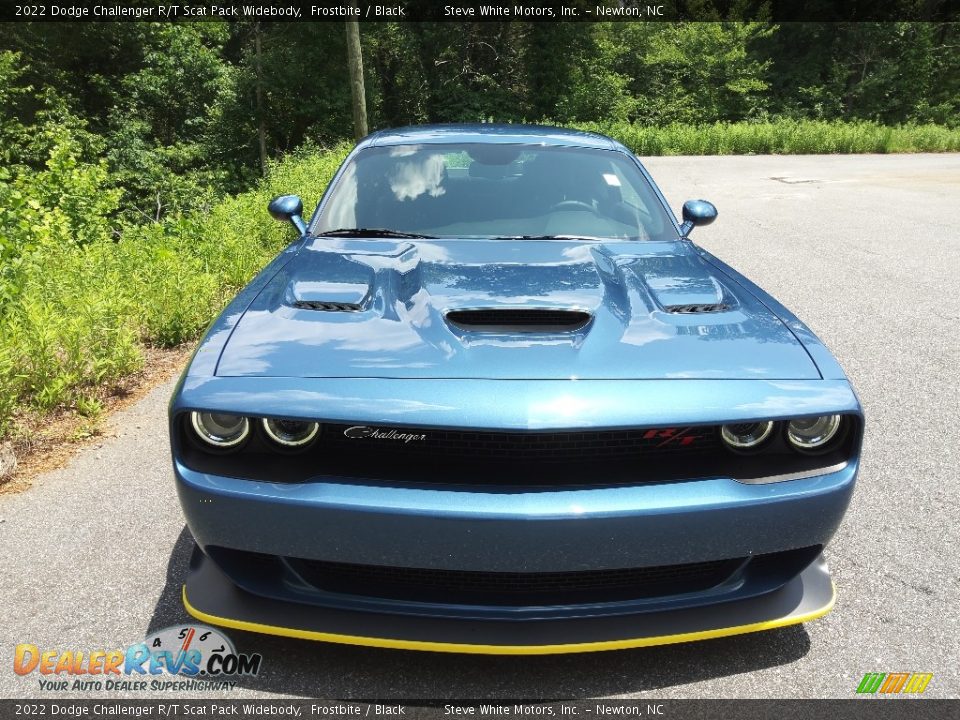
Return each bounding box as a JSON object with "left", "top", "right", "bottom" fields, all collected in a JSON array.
[{"left": 214, "top": 238, "right": 821, "bottom": 381}]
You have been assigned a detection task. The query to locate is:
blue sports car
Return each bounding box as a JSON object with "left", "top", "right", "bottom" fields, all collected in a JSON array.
[{"left": 171, "top": 125, "right": 862, "bottom": 654}]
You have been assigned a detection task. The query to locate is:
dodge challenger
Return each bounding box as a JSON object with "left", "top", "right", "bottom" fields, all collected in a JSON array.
[{"left": 171, "top": 125, "right": 862, "bottom": 653}]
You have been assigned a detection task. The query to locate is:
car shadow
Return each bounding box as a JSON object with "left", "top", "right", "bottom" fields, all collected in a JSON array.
[{"left": 149, "top": 526, "right": 812, "bottom": 698}]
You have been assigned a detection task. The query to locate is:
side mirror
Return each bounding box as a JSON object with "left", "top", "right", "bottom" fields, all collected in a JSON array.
[
  {"left": 268, "top": 194, "right": 307, "bottom": 234},
  {"left": 679, "top": 199, "right": 718, "bottom": 237}
]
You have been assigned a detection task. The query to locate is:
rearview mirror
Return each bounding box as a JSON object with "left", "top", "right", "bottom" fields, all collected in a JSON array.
[
  {"left": 679, "top": 199, "right": 718, "bottom": 237},
  {"left": 268, "top": 194, "right": 307, "bottom": 234}
]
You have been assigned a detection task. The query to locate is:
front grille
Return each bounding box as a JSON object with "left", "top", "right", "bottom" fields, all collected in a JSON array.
[
  {"left": 664, "top": 303, "right": 731, "bottom": 314},
  {"left": 286, "top": 556, "right": 745, "bottom": 605},
  {"left": 293, "top": 300, "right": 363, "bottom": 312},
  {"left": 324, "top": 424, "right": 721, "bottom": 463},
  {"left": 446, "top": 309, "right": 591, "bottom": 331},
  {"left": 179, "top": 415, "right": 852, "bottom": 487}
]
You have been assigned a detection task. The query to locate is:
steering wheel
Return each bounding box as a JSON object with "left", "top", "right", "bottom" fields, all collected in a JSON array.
[{"left": 550, "top": 200, "right": 596, "bottom": 213}]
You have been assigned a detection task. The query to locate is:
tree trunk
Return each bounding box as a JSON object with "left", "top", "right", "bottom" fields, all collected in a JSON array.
[
  {"left": 345, "top": 4, "right": 368, "bottom": 140},
  {"left": 254, "top": 22, "right": 268, "bottom": 176}
]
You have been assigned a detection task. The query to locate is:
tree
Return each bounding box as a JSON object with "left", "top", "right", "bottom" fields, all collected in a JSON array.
[{"left": 345, "top": 7, "right": 368, "bottom": 139}]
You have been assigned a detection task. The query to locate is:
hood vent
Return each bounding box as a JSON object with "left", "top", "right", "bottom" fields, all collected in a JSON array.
[
  {"left": 446, "top": 309, "right": 592, "bottom": 332},
  {"left": 664, "top": 303, "right": 731, "bottom": 314},
  {"left": 293, "top": 300, "right": 363, "bottom": 312}
]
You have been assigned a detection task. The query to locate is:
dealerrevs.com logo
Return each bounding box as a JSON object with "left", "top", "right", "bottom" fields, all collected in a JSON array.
[{"left": 13, "top": 625, "right": 262, "bottom": 692}]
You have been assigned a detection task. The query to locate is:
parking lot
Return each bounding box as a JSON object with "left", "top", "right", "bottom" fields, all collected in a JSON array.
[{"left": 1, "top": 154, "right": 957, "bottom": 699}]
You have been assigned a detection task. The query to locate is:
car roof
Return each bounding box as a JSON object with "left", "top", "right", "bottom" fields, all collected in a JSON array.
[{"left": 361, "top": 124, "right": 623, "bottom": 151}]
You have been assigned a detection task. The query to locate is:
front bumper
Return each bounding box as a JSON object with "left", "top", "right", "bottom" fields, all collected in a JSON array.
[
  {"left": 183, "top": 546, "right": 836, "bottom": 654},
  {"left": 175, "top": 458, "right": 856, "bottom": 573},
  {"left": 172, "top": 376, "right": 859, "bottom": 649}
]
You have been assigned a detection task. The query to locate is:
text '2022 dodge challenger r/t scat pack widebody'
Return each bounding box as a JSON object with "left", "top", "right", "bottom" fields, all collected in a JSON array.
[{"left": 170, "top": 125, "right": 862, "bottom": 654}]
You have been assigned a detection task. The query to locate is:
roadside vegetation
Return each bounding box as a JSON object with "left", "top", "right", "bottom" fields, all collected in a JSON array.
[
  {"left": 0, "top": 134, "right": 350, "bottom": 445},
  {"left": 1, "top": 19, "right": 959, "bottom": 453},
  {"left": 577, "top": 120, "right": 960, "bottom": 155}
]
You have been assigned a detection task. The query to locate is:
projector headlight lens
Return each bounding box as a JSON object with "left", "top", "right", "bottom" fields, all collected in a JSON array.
[
  {"left": 721, "top": 421, "right": 774, "bottom": 451},
  {"left": 262, "top": 418, "right": 320, "bottom": 448},
  {"left": 787, "top": 415, "right": 842, "bottom": 452},
  {"left": 190, "top": 411, "right": 250, "bottom": 449}
]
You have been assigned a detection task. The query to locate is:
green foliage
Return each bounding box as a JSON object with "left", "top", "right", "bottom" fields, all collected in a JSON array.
[
  {"left": 575, "top": 119, "right": 960, "bottom": 155},
  {"left": 5, "top": 245, "right": 143, "bottom": 412},
  {"left": 0, "top": 57, "right": 122, "bottom": 305},
  {"left": 3, "top": 21, "right": 957, "bottom": 187},
  {"left": 0, "top": 51, "right": 32, "bottom": 162},
  {"left": 557, "top": 23, "right": 776, "bottom": 124},
  {"left": 761, "top": 23, "right": 960, "bottom": 128},
  {"left": 0, "top": 18, "right": 958, "bottom": 441},
  {"left": 104, "top": 24, "right": 237, "bottom": 220},
  {"left": 0, "top": 142, "right": 350, "bottom": 437},
  {"left": 552, "top": 28, "right": 639, "bottom": 122},
  {"left": 634, "top": 23, "right": 775, "bottom": 123}
]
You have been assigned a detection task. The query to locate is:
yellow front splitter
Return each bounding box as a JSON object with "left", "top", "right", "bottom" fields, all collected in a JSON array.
[{"left": 182, "top": 549, "right": 835, "bottom": 655}]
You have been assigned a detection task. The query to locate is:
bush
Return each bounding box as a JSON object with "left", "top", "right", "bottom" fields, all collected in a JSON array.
[
  {"left": 0, "top": 142, "right": 350, "bottom": 438},
  {"left": 571, "top": 119, "right": 960, "bottom": 155}
]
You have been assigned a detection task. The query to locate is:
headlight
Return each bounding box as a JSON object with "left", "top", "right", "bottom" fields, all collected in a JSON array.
[
  {"left": 787, "top": 415, "right": 842, "bottom": 452},
  {"left": 190, "top": 411, "right": 250, "bottom": 449},
  {"left": 721, "top": 421, "right": 774, "bottom": 451},
  {"left": 262, "top": 418, "right": 320, "bottom": 448}
]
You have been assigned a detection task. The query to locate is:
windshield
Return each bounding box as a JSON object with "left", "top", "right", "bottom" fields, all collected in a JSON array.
[{"left": 314, "top": 143, "right": 679, "bottom": 241}]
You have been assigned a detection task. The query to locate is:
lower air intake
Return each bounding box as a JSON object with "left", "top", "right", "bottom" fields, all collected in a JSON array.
[
  {"left": 202, "top": 545, "right": 823, "bottom": 610},
  {"left": 446, "top": 309, "right": 591, "bottom": 332},
  {"left": 286, "top": 556, "right": 745, "bottom": 605}
]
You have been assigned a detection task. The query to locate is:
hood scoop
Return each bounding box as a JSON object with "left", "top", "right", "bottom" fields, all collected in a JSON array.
[
  {"left": 446, "top": 309, "right": 592, "bottom": 333},
  {"left": 293, "top": 300, "right": 363, "bottom": 312},
  {"left": 664, "top": 303, "right": 731, "bottom": 314},
  {"left": 287, "top": 278, "right": 372, "bottom": 313}
]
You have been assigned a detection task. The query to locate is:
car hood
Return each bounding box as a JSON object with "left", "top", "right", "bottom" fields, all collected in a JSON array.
[{"left": 216, "top": 238, "right": 820, "bottom": 380}]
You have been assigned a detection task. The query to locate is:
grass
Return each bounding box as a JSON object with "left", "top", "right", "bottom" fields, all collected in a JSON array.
[
  {"left": 571, "top": 119, "right": 960, "bottom": 155},
  {"left": 0, "top": 118, "right": 958, "bottom": 452},
  {"left": 0, "top": 143, "right": 350, "bottom": 447}
]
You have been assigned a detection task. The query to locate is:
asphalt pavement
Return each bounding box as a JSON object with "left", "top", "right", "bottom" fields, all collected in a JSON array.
[{"left": 1, "top": 154, "right": 958, "bottom": 699}]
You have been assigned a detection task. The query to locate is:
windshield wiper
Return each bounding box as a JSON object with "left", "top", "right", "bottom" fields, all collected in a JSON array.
[
  {"left": 317, "top": 228, "right": 435, "bottom": 239},
  {"left": 490, "top": 234, "right": 608, "bottom": 241}
]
